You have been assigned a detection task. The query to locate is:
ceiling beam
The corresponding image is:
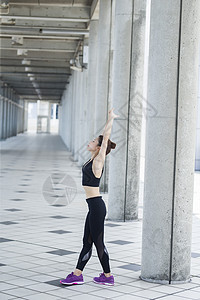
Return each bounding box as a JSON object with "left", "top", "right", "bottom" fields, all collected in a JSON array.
[
  {"left": 0, "top": 66, "right": 71, "bottom": 73},
  {"left": 19, "top": 92, "right": 63, "bottom": 96},
  {"left": 0, "top": 77, "right": 69, "bottom": 84},
  {"left": 20, "top": 94, "right": 61, "bottom": 99},
  {"left": 1, "top": 37, "right": 78, "bottom": 52},
  {"left": 0, "top": 34, "right": 82, "bottom": 40},
  {"left": 13, "top": 87, "right": 66, "bottom": 90},
  {"left": 8, "top": 0, "right": 92, "bottom": 7},
  {"left": 0, "top": 72, "right": 71, "bottom": 76},
  {"left": 0, "top": 62, "right": 71, "bottom": 68},
  {"left": 0, "top": 75, "right": 70, "bottom": 81},
  {"left": 0, "top": 25, "right": 89, "bottom": 37},
  {"left": 0, "top": 19, "right": 87, "bottom": 28},
  {"left": 0, "top": 53, "right": 73, "bottom": 60},
  {"left": 0, "top": 5, "right": 90, "bottom": 20}
]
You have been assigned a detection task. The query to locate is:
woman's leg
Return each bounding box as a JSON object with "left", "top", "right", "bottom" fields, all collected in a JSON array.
[
  {"left": 75, "top": 211, "right": 93, "bottom": 272},
  {"left": 89, "top": 197, "right": 111, "bottom": 275}
]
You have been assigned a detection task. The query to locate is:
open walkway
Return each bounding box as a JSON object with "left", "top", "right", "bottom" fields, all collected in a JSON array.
[{"left": 0, "top": 132, "right": 200, "bottom": 300}]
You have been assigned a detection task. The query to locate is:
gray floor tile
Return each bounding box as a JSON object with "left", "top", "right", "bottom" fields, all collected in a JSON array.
[{"left": 0, "top": 133, "right": 199, "bottom": 300}]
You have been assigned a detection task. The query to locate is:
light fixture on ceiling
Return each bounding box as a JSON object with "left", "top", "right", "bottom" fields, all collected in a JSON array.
[
  {"left": 0, "top": 1, "right": 9, "bottom": 14},
  {"left": 70, "top": 52, "right": 84, "bottom": 72},
  {"left": 0, "top": 18, "right": 15, "bottom": 25},
  {"left": 32, "top": 82, "right": 39, "bottom": 88},
  {"left": 11, "top": 36, "right": 23, "bottom": 45},
  {"left": 70, "top": 65, "right": 82, "bottom": 72},
  {"left": 21, "top": 59, "right": 31, "bottom": 65},
  {"left": 25, "top": 67, "right": 32, "bottom": 72},
  {"left": 17, "top": 49, "right": 27, "bottom": 56},
  {"left": 0, "top": 0, "right": 9, "bottom": 7}
]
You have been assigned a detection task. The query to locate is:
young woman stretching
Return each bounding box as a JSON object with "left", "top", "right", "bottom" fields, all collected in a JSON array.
[{"left": 60, "top": 108, "right": 119, "bottom": 286}]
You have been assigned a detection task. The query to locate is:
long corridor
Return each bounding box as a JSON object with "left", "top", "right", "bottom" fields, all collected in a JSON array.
[{"left": 0, "top": 133, "right": 200, "bottom": 300}]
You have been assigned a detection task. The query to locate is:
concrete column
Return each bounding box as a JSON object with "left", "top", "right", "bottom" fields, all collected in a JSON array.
[
  {"left": 76, "top": 71, "right": 82, "bottom": 162},
  {"left": 47, "top": 102, "right": 51, "bottom": 133},
  {"left": 78, "top": 69, "right": 88, "bottom": 165},
  {"left": 95, "top": 0, "right": 112, "bottom": 193},
  {"left": 71, "top": 73, "right": 76, "bottom": 154},
  {"left": 141, "top": 0, "right": 200, "bottom": 284},
  {"left": 8, "top": 96, "right": 11, "bottom": 138},
  {"left": 125, "top": 0, "right": 147, "bottom": 219},
  {"left": 10, "top": 92, "right": 14, "bottom": 136},
  {"left": 68, "top": 76, "right": 73, "bottom": 152},
  {"left": 0, "top": 98, "right": 3, "bottom": 140},
  {"left": 74, "top": 71, "right": 81, "bottom": 161},
  {"left": 13, "top": 95, "right": 17, "bottom": 136},
  {"left": 9, "top": 89, "right": 12, "bottom": 137},
  {"left": 3, "top": 86, "right": 8, "bottom": 140},
  {"left": 108, "top": 0, "right": 146, "bottom": 220},
  {"left": 23, "top": 100, "right": 28, "bottom": 132},
  {"left": 68, "top": 83, "right": 72, "bottom": 151},
  {"left": 83, "top": 69, "right": 88, "bottom": 161},
  {"left": 73, "top": 72, "right": 77, "bottom": 158},
  {"left": 77, "top": 67, "right": 89, "bottom": 164},
  {"left": 65, "top": 89, "right": 70, "bottom": 150},
  {"left": 195, "top": 49, "right": 200, "bottom": 171},
  {"left": 0, "top": 82, "right": 3, "bottom": 140},
  {"left": 73, "top": 72, "right": 79, "bottom": 158},
  {"left": 58, "top": 100, "right": 62, "bottom": 136},
  {"left": 61, "top": 85, "right": 69, "bottom": 148},
  {"left": 86, "top": 20, "right": 99, "bottom": 151}
]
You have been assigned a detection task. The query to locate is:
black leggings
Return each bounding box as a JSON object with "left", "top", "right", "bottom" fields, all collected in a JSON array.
[{"left": 76, "top": 196, "right": 111, "bottom": 273}]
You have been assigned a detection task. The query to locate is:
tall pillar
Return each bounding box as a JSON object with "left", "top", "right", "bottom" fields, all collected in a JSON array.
[
  {"left": 78, "top": 69, "right": 88, "bottom": 165},
  {"left": 108, "top": 0, "right": 146, "bottom": 220},
  {"left": 74, "top": 71, "right": 80, "bottom": 161},
  {"left": 68, "top": 79, "right": 73, "bottom": 151},
  {"left": 0, "top": 82, "right": 3, "bottom": 140},
  {"left": 11, "top": 93, "right": 13, "bottom": 136},
  {"left": 7, "top": 88, "right": 11, "bottom": 138},
  {"left": 65, "top": 86, "right": 71, "bottom": 150},
  {"left": 141, "top": 0, "right": 200, "bottom": 284},
  {"left": 13, "top": 95, "right": 17, "bottom": 137},
  {"left": 71, "top": 73, "right": 76, "bottom": 154},
  {"left": 2, "top": 85, "right": 8, "bottom": 140},
  {"left": 86, "top": 20, "right": 99, "bottom": 153},
  {"left": 95, "top": 0, "right": 112, "bottom": 193},
  {"left": 195, "top": 49, "right": 200, "bottom": 171},
  {"left": 68, "top": 76, "right": 73, "bottom": 152}
]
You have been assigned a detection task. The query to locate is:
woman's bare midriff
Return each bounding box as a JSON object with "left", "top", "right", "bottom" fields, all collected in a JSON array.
[{"left": 83, "top": 186, "right": 101, "bottom": 199}]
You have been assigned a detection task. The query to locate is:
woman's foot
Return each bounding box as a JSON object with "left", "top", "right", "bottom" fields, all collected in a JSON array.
[
  {"left": 104, "top": 272, "right": 112, "bottom": 277},
  {"left": 93, "top": 273, "right": 114, "bottom": 285},
  {"left": 60, "top": 272, "right": 84, "bottom": 285},
  {"left": 73, "top": 269, "right": 82, "bottom": 276}
]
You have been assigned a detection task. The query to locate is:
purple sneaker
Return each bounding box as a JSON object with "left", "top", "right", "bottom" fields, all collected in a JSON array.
[
  {"left": 60, "top": 272, "right": 84, "bottom": 285},
  {"left": 93, "top": 273, "right": 114, "bottom": 286}
]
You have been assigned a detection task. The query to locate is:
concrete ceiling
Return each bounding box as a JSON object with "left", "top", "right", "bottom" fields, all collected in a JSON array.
[{"left": 0, "top": 0, "right": 99, "bottom": 103}]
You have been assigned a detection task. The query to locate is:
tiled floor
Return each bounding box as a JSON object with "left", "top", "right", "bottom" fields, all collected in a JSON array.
[{"left": 0, "top": 132, "right": 200, "bottom": 300}]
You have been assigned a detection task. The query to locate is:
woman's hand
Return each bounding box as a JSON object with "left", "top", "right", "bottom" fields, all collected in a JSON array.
[
  {"left": 103, "top": 108, "right": 119, "bottom": 138},
  {"left": 108, "top": 108, "right": 120, "bottom": 119}
]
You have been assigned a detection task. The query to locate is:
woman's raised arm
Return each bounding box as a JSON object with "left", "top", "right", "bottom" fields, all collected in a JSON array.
[{"left": 103, "top": 108, "right": 120, "bottom": 139}]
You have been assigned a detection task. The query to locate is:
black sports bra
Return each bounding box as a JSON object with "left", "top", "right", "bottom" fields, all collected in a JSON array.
[{"left": 82, "top": 159, "right": 104, "bottom": 187}]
